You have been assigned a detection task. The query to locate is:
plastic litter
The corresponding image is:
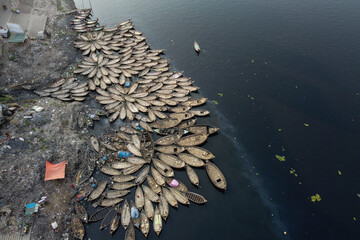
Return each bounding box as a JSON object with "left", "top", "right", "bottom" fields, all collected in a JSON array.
[
  {"left": 32, "top": 106, "right": 44, "bottom": 112},
  {"left": 125, "top": 81, "right": 131, "bottom": 88},
  {"left": 51, "top": 221, "right": 58, "bottom": 229},
  {"left": 131, "top": 206, "right": 139, "bottom": 219},
  {"left": 118, "top": 151, "right": 132, "bottom": 158},
  {"left": 169, "top": 179, "right": 179, "bottom": 187},
  {"left": 19, "top": 137, "right": 24, "bottom": 141}
]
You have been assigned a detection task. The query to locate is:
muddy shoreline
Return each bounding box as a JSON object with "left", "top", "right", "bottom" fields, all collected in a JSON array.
[{"left": 0, "top": 0, "right": 91, "bottom": 239}]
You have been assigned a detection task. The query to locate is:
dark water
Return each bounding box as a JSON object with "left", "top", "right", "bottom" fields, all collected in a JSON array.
[{"left": 74, "top": 0, "right": 360, "bottom": 239}]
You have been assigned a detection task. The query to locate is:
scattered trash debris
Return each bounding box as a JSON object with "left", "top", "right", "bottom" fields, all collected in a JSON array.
[
  {"left": 51, "top": 221, "right": 59, "bottom": 230},
  {"left": 32, "top": 106, "right": 44, "bottom": 112},
  {"left": 275, "top": 155, "right": 286, "bottom": 162}
]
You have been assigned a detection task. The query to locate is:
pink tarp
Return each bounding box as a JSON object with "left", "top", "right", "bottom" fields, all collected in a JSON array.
[{"left": 44, "top": 161, "right": 66, "bottom": 181}]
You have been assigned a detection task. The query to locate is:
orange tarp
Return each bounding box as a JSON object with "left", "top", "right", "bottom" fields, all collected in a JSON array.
[{"left": 44, "top": 161, "right": 66, "bottom": 181}]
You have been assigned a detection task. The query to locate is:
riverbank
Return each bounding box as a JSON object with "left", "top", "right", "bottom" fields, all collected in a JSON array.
[{"left": 0, "top": 0, "right": 89, "bottom": 239}]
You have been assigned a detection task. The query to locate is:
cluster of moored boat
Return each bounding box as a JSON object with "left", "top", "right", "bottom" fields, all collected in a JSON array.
[
  {"left": 71, "top": 9, "right": 104, "bottom": 32},
  {"left": 34, "top": 8, "right": 227, "bottom": 240}
]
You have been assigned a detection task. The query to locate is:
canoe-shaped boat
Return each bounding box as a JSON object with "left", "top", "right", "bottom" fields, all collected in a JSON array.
[
  {"left": 159, "top": 194, "right": 169, "bottom": 221},
  {"left": 154, "top": 134, "right": 182, "bottom": 146},
  {"left": 169, "top": 112, "right": 195, "bottom": 120},
  {"left": 109, "top": 207, "right": 121, "bottom": 234},
  {"left": 130, "top": 200, "right": 141, "bottom": 228},
  {"left": 170, "top": 106, "right": 192, "bottom": 113},
  {"left": 88, "top": 181, "right": 107, "bottom": 201},
  {"left": 176, "top": 134, "right": 208, "bottom": 147},
  {"left": 140, "top": 130, "right": 154, "bottom": 161},
  {"left": 140, "top": 210, "right": 150, "bottom": 237},
  {"left": 90, "top": 136, "right": 99, "bottom": 152},
  {"left": 187, "top": 124, "right": 220, "bottom": 135},
  {"left": 100, "top": 198, "right": 123, "bottom": 207},
  {"left": 76, "top": 158, "right": 96, "bottom": 185},
  {"left": 151, "top": 167, "right": 166, "bottom": 186},
  {"left": 194, "top": 41, "right": 200, "bottom": 52},
  {"left": 74, "top": 202, "right": 88, "bottom": 223},
  {"left": 185, "top": 191, "right": 207, "bottom": 204},
  {"left": 126, "top": 143, "right": 142, "bottom": 157},
  {"left": 88, "top": 207, "right": 111, "bottom": 222},
  {"left": 153, "top": 128, "right": 189, "bottom": 136},
  {"left": 162, "top": 187, "right": 178, "bottom": 208},
  {"left": 144, "top": 196, "right": 154, "bottom": 220},
  {"left": 111, "top": 161, "right": 134, "bottom": 169},
  {"left": 110, "top": 174, "right": 136, "bottom": 182},
  {"left": 127, "top": 156, "right": 148, "bottom": 165},
  {"left": 152, "top": 158, "right": 175, "bottom": 177},
  {"left": 125, "top": 222, "right": 135, "bottom": 240},
  {"left": 111, "top": 182, "right": 136, "bottom": 190},
  {"left": 169, "top": 188, "right": 190, "bottom": 205},
  {"left": 178, "top": 153, "right": 205, "bottom": 167},
  {"left": 71, "top": 214, "right": 85, "bottom": 240},
  {"left": 153, "top": 206, "right": 162, "bottom": 236},
  {"left": 122, "top": 164, "right": 143, "bottom": 175},
  {"left": 158, "top": 153, "right": 185, "bottom": 169},
  {"left": 181, "top": 98, "right": 207, "bottom": 107},
  {"left": 103, "top": 190, "right": 131, "bottom": 199},
  {"left": 177, "top": 118, "right": 197, "bottom": 129},
  {"left": 100, "top": 165, "right": 121, "bottom": 176},
  {"left": 205, "top": 161, "right": 227, "bottom": 190},
  {"left": 100, "top": 206, "right": 119, "bottom": 229},
  {"left": 155, "top": 145, "right": 186, "bottom": 154},
  {"left": 186, "top": 165, "right": 200, "bottom": 187},
  {"left": 189, "top": 109, "right": 210, "bottom": 116},
  {"left": 165, "top": 177, "right": 188, "bottom": 192},
  {"left": 150, "top": 118, "right": 181, "bottom": 129},
  {"left": 134, "top": 165, "right": 150, "bottom": 185},
  {"left": 135, "top": 186, "right": 144, "bottom": 210},
  {"left": 146, "top": 175, "right": 162, "bottom": 194},
  {"left": 186, "top": 146, "right": 215, "bottom": 160},
  {"left": 121, "top": 200, "right": 131, "bottom": 230},
  {"left": 142, "top": 185, "right": 160, "bottom": 203}
]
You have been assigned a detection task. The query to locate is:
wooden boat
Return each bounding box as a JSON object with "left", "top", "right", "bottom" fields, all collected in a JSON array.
[
  {"left": 162, "top": 187, "right": 178, "bottom": 208},
  {"left": 169, "top": 112, "right": 194, "bottom": 120},
  {"left": 177, "top": 118, "right": 197, "bottom": 129},
  {"left": 90, "top": 136, "right": 99, "bottom": 152},
  {"left": 177, "top": 133, "right": 208, "bottom": 147},
  {"left": 74, "top": 202, "right": 88, "bottom": 223},
  {"left": 165, "top": 177, "right": 188, "bottom": 192},
  {"left": 146, "top": 175, "right": 162, "bottom": 194},
  {"left": 190, "top": 109, "right": 210, "bottom": 116},
  {"left": 178, "top": 153, "right": 205, "bottom": 167},
  {"left": 144, "top": 196, "right": 154, "bottom": 220},
  {"left": 205, "top": 161, "right": 227, "bottom": 190},
  {"left": 153, "top": 206, "right": 163, "bottom": 236},
  {"left": 170, "top": 106, "right": 191, "bottom": 113},
  {"left": 152, "top": 158, "right": 174, "bottom": 177},
  {"left": 103, "top": 190, "right": 130, "bottom": 199},
  {"left": 125, "top": 222, "right": 135, "bottom": 240},
  {"left": 142, "top": 185, "right": 160, "bottom": 203},
  {"left": 155, "top": 134, "right": 182, "bottom": 146},
  {"left": 88, "top": 207, "right": 111, "bottom": 222},
  {"left": 150, "top": 118, "right": 181, "bottom": 129},
  {"left": 140, "top": 210, "right": 150, "bottom": 237},
  {"left": 111, "top": 182, "right": 135, "bottom": 190},
  {"left": 186, "top": 146, "right": 215, "bottom": 160},
  {"left": 109, "top": 207, "right": 121, "bottom": 234},
  {"left": 71, "top": 214, "right": 85, "bottom": 240},
  {"left": 130, "top": 200, "right": 141, "bottom": 228},
  {"left": 159, "top": 194, "right": 169, "bottom": 221},
  {"left": 122, "top": 164, "right": 143, "bottom": 175},
  {"left": 121, "top": 200, "right": 131, "bottom": 230},
  {"left": 91, "top": 196, "right": 103, "bottom": 208},
  {"left": 110, "top": 174, "right": 136, "bottom": 182},
  {"left": 185, "top": 191, "right": 207, "bottom": 204},
  {"left": 100, "top": 165, "right": 121, "bottom": 176},
  {"left": 111, "top": 161, "right": 134, "bottom": 170},
  {"left": 169, "top": 188, "right": 190, "bottom": 205},
  {"left": 135, "top": 186, "right": 144, "bottom": 210},
  {"left": 153, "top": 128, "right": 189, "bottom": 136},
  {"left": 134, "top": 165, "right": 150, "bottom": 185},
  {"left": 186, "top": 165, "right": 200, "bottom": 187},
  {"left": 126, "top": 143, "right": 142, "bottom": 157},
  {"left": 127, "top": 156, "right": 147, "bottom": 165},
  {"left": 100, "top": 198, "right": 123, "bottom": 207},
  {"left": 155, "top": 145, "right": 186, "bottom": 154},
  {"left": 100, "top": 205, "right": 119, "bottom": 229},
  {"left": 151, "top": 167, "right": 166, "bottom": 186},
  {"left": 76, "top": 157, "right": 96, "bottom": 185},
  {"left": 194, "top": 41, "right": 200, "bottom": 52},
  {"left": 140, "top": 130, "right": 154, "bottom": 161},
  {"left": 88, "top": 181, "right": 107, "bottom": 201},
  {"left": 181, "top": 98, "right": 207, "bottom": 107},
  {"left": 158, "top": 153, "right": 185, "bottom": 169},
  {"left": 187, "top": 124, "right": 219, "bottom": 135}
]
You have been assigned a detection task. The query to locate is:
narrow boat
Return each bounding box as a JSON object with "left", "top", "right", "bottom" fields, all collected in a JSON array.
[
  {"left": 146, "top": 175, "right": 162, "bottom": 194},
  {"left": 186, "top": 146, "right": 215, "bottom": 160},
  {"left": 159, "top": 194, "right": 169, "bottom": 221},
  {"left": 100, "top": 198, "right": 123, "bottom": 207},
  {"left": 144, "top": 196, "right": 154, "bottom": 220},
  {"left": 185, "top": 191, "right": 207, "bottom": 204},
  {"left": 169, "top": 112, "right": 195, "bottom": 120},
  {"left": 162, "top": 187, "right": 178, "bottom": 208},
  {"left": 88, "top": 181, "right": 107, "bottom": 201},
  {"left": 71, "top": 214, "right": 85, "bottom": 240},
  {"left": 140, "top": 210, "right": 150, "bottom": 237},
  {"left": 178, "top": 153, "right": 205, "bottom": 167},
  {"left": 152, "top": 158, "right": 175, "bottom": 177},
  {"left": 134, "top": 165, "right": 150, "bottom": 185},
  {"left": 205, "top": 161, "right": 227, "bottom": 190},
  {"left": 194, "top": 41, "right": 200, "bottom": 52},
  {"left": 142, "top": 185, "right": 160, "bottom": 203},
  {"left": 150, "top": 118, "right": 181, "bottom": 129},
  {"left": 103, "top": 190, "right": 131, "bottom": 199},
  {"left": 110, "top": 174, "right": 136, "bottom": 182},
  {"left": 121, "top": 200, "right": 131, "bottom": 230},
  {"left": 177, "top": 118, "right": 197, "bottom": 129},
  {"left": 181, "top": 97, "right": 207, "bottom": 107},
  {"left": 125, "top": 222, "right": 135, "bottom": 240},
  {"left": 155, "top": 145, "right": 186, "bottom": 154},
  {"left": 135, "top": 186, "right": 144, "bottom": 210},
  {"left": 88, "top": 207, "right": 111, "bottom": 222},
  {"left": 176, "top": 133, "right": 209, "bottom": 147},
  {"left": 153, "top": 128, "right": 189, "bottom": 136},
  {"left": 153, "top": 206, "right": 163, "bottom": 236},
  {"left": 190, "top": 109, "right": 210, "bottom": 116},
  {"left": 155, "top": 134, "right": 182, "bottom": 146},
  {"left": 140, "top": 130, "right": 154, "bottom": 161},
  {"left": 122, "top": 164, "right": 143, "bottom": 175},
  {"left": 187, "top": 124, "right": 220, "bottom": 135},
  {"left": 111, "top": 161, "right": 134, "bottom": 170},
  {"left": 74, "top": 202, "right": 88, "bottom": 223},
  {"left": 126, "top": 143, "right": 142, "bottom": 157},
  {"left": 100, "top": 165, "right": 121, "bottom": 176},
  {"left": 100, "top": 205, "right": 119, "bottom": 229},
  {"left": 158, "top": 153, "right": 186, "bottom": 169},
  {"left": 109, "top": 207, "right": 121, "bottom": 234},
  {"left": 169, "top": 188, "right": 190, "bottom": 205},
  {"left": 151, "top": 167, "right": 166, "bottom": 186},
  {"left": 165, "top": 177, "right": 188, "bottom": 192},
  {"left": 90, "top": 136, "right": 99, "bottom": 152},
  {"left": 110, "top": 182, "right": 136, "bottom": 190},
  {"left": 127, "top": 156, "right": 147, "bottom": 165},
  {"left": 186, "top": 165, "right": 200, "bottom": 187},
  {"left": 130, "top": 200, "right": 141, "bottom": 228}
]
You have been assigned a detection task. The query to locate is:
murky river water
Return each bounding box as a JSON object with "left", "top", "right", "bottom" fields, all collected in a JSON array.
[{"left": 74, "top": 0, "right": 360, "bottom": 239}]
